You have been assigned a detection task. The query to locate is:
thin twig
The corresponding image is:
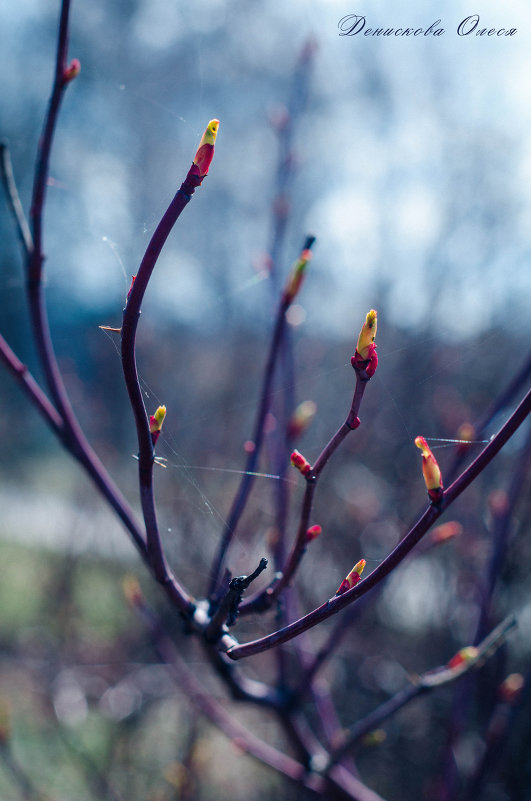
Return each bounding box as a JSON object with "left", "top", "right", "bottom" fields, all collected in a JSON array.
[
  {"left": 474, "top": 422, "right": 531, "bottom": 643},
  {"left": 267, "top": 38, "right": 316, "bottom": 297},
  {"left": 121, "top": 166, "right": 204, "bottom": 612},
  {"left": 130, "top": 592, "right": 387, "bottom": 801},
  {"left": 446, "top": 346, "right": 531, "bottom": 484},
  {"left": 15, "top": 0, "right": 150, "bottom": 559},
  {"left": 0, "top": 334, "right": 64, "bottom": 437},
  {"left": 439, "top": 419, "right": 531, "bottom": 800},
  {"left": 325, "top": 616, "right": 516, "bottom": 770},
  {"left": 0, "top": 143, "right": 33, "bottom": 255},
  {"left": 241, "top": 370, "right": 369, "bottom": 613},
  {"left": 208, "top": 237, "right": 315, "bottom": 602},
  {"left": 29, "top": 0, "right": 71, "bottom": 283}
]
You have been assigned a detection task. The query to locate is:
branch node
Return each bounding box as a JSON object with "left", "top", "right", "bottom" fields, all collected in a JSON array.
[{"left": 206, "top": 558, "right": 268, "bottom": 642}]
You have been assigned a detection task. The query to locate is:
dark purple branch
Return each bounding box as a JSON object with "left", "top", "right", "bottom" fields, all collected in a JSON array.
[
  {"left": 208, "top": 291, "right": 291, "bottom": 600},
  {"left": 474, "top": 421, "right": 531, "bottom": 643},
  {"left": 0, "top": 331, "right": 149, "bottom": 557},
  {"left": 226, "top": 389, "right": 531, "bottom": 660},
  {"left": 0, "top": 334, "right": 64, "bottom": 436},
  {"left": 121, "top": 167, "right": 203, "bottom": 611},
  {"left": 440, "top": 420, "right": 531, "bottom": 799},
  {"left": 446, "top": 347, "right": 531, "bottom": 484},
  {"left": 26, "top": 283, "right": 151, "bottom": 557},
  {"left": 267, "top": 38, "right": 316, "bottom": 296},
  {"left": 299, "top": 596, "right": 374, "bottom": 693},
  {"left": 131, "top": 596, "right": 369, "bottom": 800},
  {"left": 463, "top": 657, "right": 531, "bottom": 801},
  {"left": 135, "top": 599, "right": 383, "bottom": 801},
  {"left": 204, "top": 644, "right": 283, "bottom": 709},
  {"left": 301, "top": 509, "right": 462, "bottom": 689},
  {"left": 475, "top": 348, "right": 531, "bottom": 438},
  {"left": 29, "top": 0, "right": 71, "bottom": 284},
  {"left": 241, "top": 370, "right": 368, "bottom": 614},
  {"left": 0, "top": 143, "right": 33, "bottom": 255}
]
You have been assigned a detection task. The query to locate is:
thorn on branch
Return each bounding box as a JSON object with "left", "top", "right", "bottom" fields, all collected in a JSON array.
[
  {"left": 206, "top": 558, "right": 268, "bottom": 641},
  {"left": 226, "top": 558, "right": 269, "bottom": 626}
]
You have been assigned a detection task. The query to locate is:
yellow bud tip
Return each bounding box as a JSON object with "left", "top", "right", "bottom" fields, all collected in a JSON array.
[
  {"left": 154, "top": 405, "right": 166, "bottom": 425},
  {"left": 197, "top": 119, "right": 219, "bottom": 149},
  {"left": 206, "top": 118, "right": 219, "bottom": 141},
  {"left": 366, "top": 309, "right": 377, "bottom": 330},
  {"left": 150, "top": 405, "right": 166, "bottom": 433},
  {"left": 336, "top": 558, "right": 366, "bottom": 594},
  {"left": 415, "top": 436, "right": 430, "bottom": 457},
  {"left": 356, "top": 309, "right": 378, "bottom": 359},
  {"left": 352, "top": 558, "right": 366, "bottom": 577},
  {"left": 447, "top": 646, "right": 479, "bottom": 669},
  {"left": 362, "top": 729, "right": 387, "bottom": 747},
  {"left": 193, "top": 120, "right": 220, "bottom": 176}
]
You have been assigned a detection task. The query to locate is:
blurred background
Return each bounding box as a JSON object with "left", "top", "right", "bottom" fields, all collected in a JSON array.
[{"left": 1, "top": 0, "right": 530, "bottom": 799}]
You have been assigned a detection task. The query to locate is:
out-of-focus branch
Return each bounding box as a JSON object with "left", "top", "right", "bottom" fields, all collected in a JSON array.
[
  {"left": 474, "top": 422, "right": 531, "bottom": 642},
  {"left": 0, "top": 334, "right": 64, "bottom": 437},
  {"left": 325, "top": 616, "right": 516, "bottom": 770},
  {"left": 126, "top": 582, "right": 388, "bottom": 801},
  {"left": 208, "top": 238, "right": 315, "bottom": 602},
  {"left": 267, "top": 37, "right": 316, "bottom": 297},
  {"left": 446, "top": 346, "right": 531, "bottom": 483},
  {"left": 241, "top": 367, "right": 370, "bottom": 614},
  {"left": 0, "top": 143, "right": 33, "bottom": 255},
  {"left": 29, "top": 0, "right": 72, "bottom": 284}
]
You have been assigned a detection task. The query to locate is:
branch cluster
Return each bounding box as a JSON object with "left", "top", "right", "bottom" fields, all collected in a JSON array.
[{"left": 1, "top": 4, "right": 530, "bottom": 800}]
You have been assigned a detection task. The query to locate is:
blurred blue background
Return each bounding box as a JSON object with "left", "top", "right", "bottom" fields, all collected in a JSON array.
[{"left": 3, "top": 0, "right": 531, "bottom": 340}]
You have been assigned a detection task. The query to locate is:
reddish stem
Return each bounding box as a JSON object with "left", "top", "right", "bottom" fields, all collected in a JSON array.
[
  {"left": 0, "top": 334, "right": 64, "bottom": 436},
  {"left": 241, "top": 371, "right": 367, "bottom": 613}
]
